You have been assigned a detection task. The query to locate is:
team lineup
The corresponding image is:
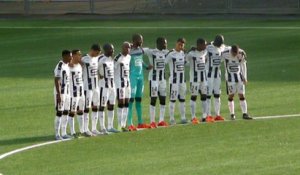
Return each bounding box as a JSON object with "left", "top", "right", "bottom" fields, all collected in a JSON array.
[{"left": 53, "top": 34, "right": 252, "bottom": 140}]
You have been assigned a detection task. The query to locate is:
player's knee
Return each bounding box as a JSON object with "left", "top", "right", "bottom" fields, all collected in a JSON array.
[
  {"left": 118, "top": 103, "right": 124, "bottom": 108},
  {"left": 135, "top": 97, "right": 142, "bottom": 102},
  {"left": 170, "top": 100, "right": 176, "bottom": 103},
  {"left": 239, "top": 97, "right": 245, "bottom": 101},
  {"left": 77, "top": 111, "right": 83, "bottom": 115},
  {"left": 214, "top": 94, "right": 220, "bottom": 98},
  {"left": 98, "top": 106, "right": 105, "bottom": 111},
  {"left": 159, "top": 96, "right": 166, "bottom": 105},
  {"left": 201, "top": 95, "right": 206, "bottom": 101},
  {"left": 179, "top": 98, "right": 185, "bottom": 103},
  {"left": 124, "top": 102, "right": 129, "bottom": 107},
  {"left": 207, "top": 95, "right": 211, "bottom": 99},
  {"left": 108, "top": 105, "right": 114, "bottom": 111},
  {"left": 56, "top": 111, "right": 62, "bottom": 117},
  {"left": 62, "top": 110, "right": 69, "bottom": 115},
  {"left": 150, "top": 97, "right": 157, "bottom": 106},
  {"left": 130, "top": 98, "right": 134, "bottom": 103},
  {"left": 91, "top": 107, "right": 98, "bottom": 112},
  {"left": 191, "top": 96, "right": 197, "bottom": 101},
  {"left": 228, "top": 97, "right": 234, "bottom": 101},
  {"left": 68, "top": 112, "right": 75, "bottom": 117},
  {"left": 84, "top": 108, "right": 90, "bottom": 113}
]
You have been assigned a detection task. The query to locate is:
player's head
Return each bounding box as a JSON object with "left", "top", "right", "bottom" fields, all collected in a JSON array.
[
  {"left": 103, "top": 43, "right": 114, "bottom": 57},
  {"left": 71, "top": 49, "right": 82, "bottom": 63},
  {"left": 132, "top": 34, "right": 143, "bottom": 47},
  {"left": 122, "top": 41, "right": 131, "bottom": 56},
  {"left": 231, "top": 45, "right": 239, "bottom": 57},
  {"left": 196, "top": 38, "right": 207, "bottom": 51},
  {"left": 213, "top": 34, "right": 224, "bottom": 47},
  {"left": 62, "top": 50, "right": 72, "bottom": 63},
  {"left": 90, "top": 44, "right": 101, "bottom": 57},
  {"left": 156, "top": 37, "right": 167, "bottom": 50},
  {"left": 175, "top": 37, "right": 186, "bottom": 51}
]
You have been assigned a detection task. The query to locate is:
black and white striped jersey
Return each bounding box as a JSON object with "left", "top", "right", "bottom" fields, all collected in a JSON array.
[
  {"left": 206, "top": 44, "right": 226, "bottom": 79},
  {"left": 186, "top": 50, "right": 207, "bottom": 83},
  {"left": 222, "top": 47, "right": 247, "bottom": 83},
  {"left": 114, "top": 53, "right": 131, "bottom": 88},
  {"left": 54, "top": 60, "right": 70, "bottom": 94},
  {"left": 165, "top": 50, "right": 186, "bottom": 84},
  {"left": 144, "top": 48, "right": 169, "bottom": 81},
  {"left": 81, "top": 54, "right": 99, "bottom": 91},
  {"left": 98, "top": 55, "right": 114, "bottom": 88},
  {"left": 69, "top": 64, "right": 84, "bottom": 97}
]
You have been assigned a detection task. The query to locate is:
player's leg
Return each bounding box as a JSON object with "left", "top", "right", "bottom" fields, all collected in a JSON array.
[
  {"left": 227, "top": 82, "right": 236, "bottom": 120},
  {"left": 136, "top": 77, "right": 148, "bottom": 128},
  {"left": 54, "top": 94, "right": 63, "bottom": 140},
  {"left": 121, "top": 86, "right": 131, "bottom": 130},
  {"left": 157, "top": 80, "right": 167, "bottom": 126},
  {"left": 213, "top": 77, "right": 224, "bottom": 121},
  {"left": 200, "top": 83, "right": 208, "bottom": 121},
  {"left": 178, "top": 83, "right": 187, "bottom": 124},
  {"left": 169, "top": 83, "right": 178, "bottom": 125},
  {"left": 149, "top": 80, "right": 158, "bottom": 128},
  {"left": 117, "top": 88, "right": 125, "bottom": 130},
  {"left": 98, "top": 87, "right": 108, "bottom": 134},
  {"left": 238, "top": 83, "right": 252, "bottom": 120},
  {"left": 107, "top": 88, "right": 119, "bottom": 133},
  {"left": 68, "top": 97, "right": 79, "bottom": 138},
  {"left": 76, "top": 96, "right": 86, "bottom": 136},
  {"left": 90, "top": 89, "right": 100, "bottom": 134},
  {"left": 60, "top": 95, "right": 70, "bottom": 137},
  {"left": 206, "top": 78, "right": 213, "bottom": 119},
  {"left": 128, "top": 77, "right": 137, "bottom": 129},
  {"left": 190, "top": 82, "right": 199, "bottom": 124}
]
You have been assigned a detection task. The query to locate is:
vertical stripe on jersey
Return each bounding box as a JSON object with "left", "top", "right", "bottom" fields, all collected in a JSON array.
[
  {"left": 208, "top": 52, "right": 213, "bottom": 78},
  {"left": 214, "top": 67, "right": 219, "bottom": 78},
  {"left": 99, "top": 87, "right": 103, "bottom": 106},
  {"left": 234, "top": 73, "right": 238, "bottom": 83},
  {"left": 152, "top": 55, "right": 157, "bottom": 81},
  {"left": 120, "top": 63, "right": 125, "bottom": 88},
  {"left": 85, "top": 63, "right": 92, "bottom": 90},
  {"left": 193, "top": 57, "right": 197, "bottom": 83},
  {"left": 159, "top": 70, "right": 163, "bottom": 81},
  {"left": 71, "top": 72, "right": 77, "bottom": 97},
  {"left": 172, "top": 58, "right": 176, "bottom": 84},
  {"left": 61, "top": 70, "right": 66, "bottom": 94},
  {"left": 179, "top": 72, "right": 183, "bottom": 83},
  {"left": 200, "top": 72, "right": 204, "bottom": 82}
]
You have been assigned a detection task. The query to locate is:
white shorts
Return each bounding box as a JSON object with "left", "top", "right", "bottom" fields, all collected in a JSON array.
[
  {"left": 227, "top": 82, "right": 245, "bottom": 95},
  {"left": 54, "top": 93, "right": 71, "bottom": 112},
  {"left": 207, "top": 77, "right": 221, "bottom": 96},
  {"left": 70, "top": 95, "right": 85, "bottom": 112},
  {"left": 150, "top": 80, "right": 167, "bottom": 97},
  {"left": 99, "top": 86, "right": 116, "bottom": 107},
  {"left": 84, "top": 89, "right": 100, "bottom": 108},
  {"left": 116, "top": 86, "right": 131, "bottom": 99},
  {"left": 190, "top": 82, "right": 207, "bottom": 96},
  {"left": 169, "top": 83, "right": 186, "bottom": 101}
]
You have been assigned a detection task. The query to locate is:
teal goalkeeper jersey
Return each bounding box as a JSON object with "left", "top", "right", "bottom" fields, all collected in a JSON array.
[{"left": 130, "top": 47, "right": 146, "bottom": 78}]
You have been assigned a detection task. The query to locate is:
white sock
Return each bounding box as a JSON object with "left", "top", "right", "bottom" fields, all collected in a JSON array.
[
  {"left": 83, "top": 112, "right": 90, "bottom": 132},
  {"left": 190, "top": 100, "right": 196, "bottom": 119},
  {"left": 150, "top": 105, "right": 156, "bottom": 123},
  {"left": 98, "top": 111, "right": 105, "bottom": 130},
  {"left": 240, "top": 100, "right": 248, "bottom": 114},
  {"left": 117, "top": 107, "right": 123, "bottom": 129},
  {"left": 207, "top": 98, "right": 211, "bottom": 116},
  {"left": 159, "top": 105, "right": 165, "bottom": 122},
  {"left": 91, "top": 111, "right": 98, "bottom": 131},
  {"left": 54, "top": 116, "right": 61, "bottom": 136},
  {"left": 179, "top": 102, "right": 186, "bottom": 120},
  {"left": 107, "top": 110, "right": 114, "bottom": 130},
  {"left": 122, "top": 107, "right": 128, "bottom": 128},
  {"left": 60, "top": 115, "right": 68, "bottom": 136},
  {"left": 169, "top": 102, "right": 175, "bottom": 121},
  {"left": 228, "top": 100, "right": 235, "bottom": 115},
  {"left": 214, "top": 97, "right": 221, "bottom": 116},
  {"left": 77, "top": 115, "right": 84, "bottom": 133},
  {"left": 68, "top": 116, "right": 75, "bottom": 135},
  {"left": 201, "top": 100, "right": 207, "bottom": 119}
]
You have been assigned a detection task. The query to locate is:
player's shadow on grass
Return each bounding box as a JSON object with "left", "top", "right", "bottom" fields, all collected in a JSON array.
[{"left": 0, "top": 135, "right": 54, "bottom": 146}]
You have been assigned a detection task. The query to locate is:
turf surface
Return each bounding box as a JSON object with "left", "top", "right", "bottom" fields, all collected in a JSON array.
[{"left": 0, "top": 19, "right": 299, "bottom": 175}]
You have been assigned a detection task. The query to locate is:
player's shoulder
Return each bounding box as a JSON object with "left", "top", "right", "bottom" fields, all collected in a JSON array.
[
  {"left": 114, "top": 53, "right": 122, "bottom": 62},
  {"left": 166, "top": 49, "right": 175, "bottom": 56},
  {"left": 98, "top": 54, "right": 105, "bottom": 62},
  {"left": 222, "top": 46, "right": 231, "bottom": 55}
]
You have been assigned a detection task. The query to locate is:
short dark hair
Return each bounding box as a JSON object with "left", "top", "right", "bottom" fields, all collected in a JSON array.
[
  {"left": 72, "top": 49, "right": 80, "bottom": 55},
  {"left": 62, "top": 50, "right": 71, "bottom": 57},
  {"left": 231, "top": 45, "right": 239, "bottom": 53},
  {"left": 132, "top": 33, "right": 143, "bottom": 41},
  {"left": 197, "top": 38, "right": 206, "bottom": 45},
  {"left": 91, "top": 44, "right": 101, "bottom": 51},
  {"left": 103, "top": 43, "right": 113, "bottom": 52},
  {"left": 177, "top": 37, "right": 186, "bottom": 43},
  {"left": 156, "top": 37, "right": 166, "bottom": 45}
]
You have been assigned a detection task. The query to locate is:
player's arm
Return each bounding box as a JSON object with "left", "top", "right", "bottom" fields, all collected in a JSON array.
[
  {"left": 240, "top": 53, "right": 248, "bottom": 84},
  {"left": 98, "top": 59, "right": 104, "bottom": 79},
  {"left": 143, "top": 48, "right": 153, "bottom": 70}
]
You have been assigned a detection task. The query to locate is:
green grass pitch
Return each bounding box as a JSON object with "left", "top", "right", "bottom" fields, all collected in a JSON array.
[{"left": 0, "top": 19, "right": 300, "bottom": 175}]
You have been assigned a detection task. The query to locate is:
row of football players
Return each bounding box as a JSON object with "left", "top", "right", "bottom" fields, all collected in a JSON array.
[{"left": 53, "top": 34, "right": 252, "bottom": 140}]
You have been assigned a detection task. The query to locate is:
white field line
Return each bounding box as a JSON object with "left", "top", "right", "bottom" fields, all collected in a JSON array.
[
  {"left": 0, "top": 113, "right": 299, "bottom": 161},
  {"left": 0, "top": 26, "right": 300, "bottom": 29}
]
